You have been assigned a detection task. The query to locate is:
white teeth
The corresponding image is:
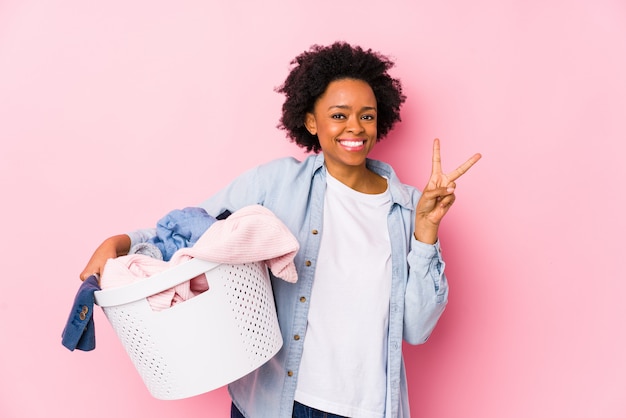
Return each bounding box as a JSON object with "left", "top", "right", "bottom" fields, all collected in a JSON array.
[{"left": 341, "top": 140, "right": 364, "bottom": 147}]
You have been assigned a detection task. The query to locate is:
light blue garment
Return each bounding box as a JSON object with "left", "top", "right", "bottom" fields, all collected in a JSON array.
[
  {"left": 148, "top": 207, "right": 217, "bottom": 261},
  {"left": 128, "top": 153, "right": 448, "bottom": 418}
]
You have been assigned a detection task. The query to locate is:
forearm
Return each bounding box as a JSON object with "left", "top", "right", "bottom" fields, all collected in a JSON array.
[
  {"left": 105, "top": 234, "right": 132, "bottom": 256},
  {"left": 79, "top": 234, "right": 132, "bottom": 281}
]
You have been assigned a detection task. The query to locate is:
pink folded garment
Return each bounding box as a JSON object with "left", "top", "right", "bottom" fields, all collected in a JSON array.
[
  {"left": 100, "top": 205, "right": 299, "bottom": 311},
  {"left": 176, "top": 204, "right": 299, "bottom": 283}
]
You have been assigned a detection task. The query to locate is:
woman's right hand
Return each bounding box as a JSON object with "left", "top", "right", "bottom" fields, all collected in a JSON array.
[{"left": 79, "top": 234, "right": 131, "bottom": 281}]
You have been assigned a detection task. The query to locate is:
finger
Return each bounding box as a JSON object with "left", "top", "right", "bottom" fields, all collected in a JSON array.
[
  {"left": 418, "top": 185, "right": 456, "bottom": 208},
  {"left": 447, "top": 152, "right": 482, "bottom": 182},
  {"left": 439, "top": 193, "right": 456, "bottom": 208},
  {"left": 431, "top": 138, "right": 442, "bottom": 175}
]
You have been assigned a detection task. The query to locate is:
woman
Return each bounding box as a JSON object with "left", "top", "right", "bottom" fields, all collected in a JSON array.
[{"left": 81, "top": 42, "right": 481, "bottom": 418}]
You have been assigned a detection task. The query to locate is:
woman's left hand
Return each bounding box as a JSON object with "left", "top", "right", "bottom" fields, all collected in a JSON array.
[{"left": 414, "top": 138, "right": 481, "bottom": 244}]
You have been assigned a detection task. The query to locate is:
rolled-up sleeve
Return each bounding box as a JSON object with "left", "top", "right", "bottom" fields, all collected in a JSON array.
[
  {"left": 127, "top": 227, "right": 157, "bottom": 248},
  {"left": 403, "top": 237, "right": 449, "bottom": 344}
]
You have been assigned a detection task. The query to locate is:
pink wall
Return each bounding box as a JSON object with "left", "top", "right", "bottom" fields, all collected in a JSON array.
[{"left": 1, "top": 1, "right": 624, "bottom": 417}]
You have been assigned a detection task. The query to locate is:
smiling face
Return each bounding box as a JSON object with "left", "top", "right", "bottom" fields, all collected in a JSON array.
[{"left": 305, "top": 78, "right": 378, "bottom": 176}]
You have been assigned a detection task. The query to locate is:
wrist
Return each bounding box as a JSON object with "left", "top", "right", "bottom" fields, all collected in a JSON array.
[{"left": 413, "top": 222, "right": 439, "bottom": 245}]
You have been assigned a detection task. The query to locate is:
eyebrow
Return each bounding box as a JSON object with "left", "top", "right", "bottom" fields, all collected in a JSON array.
[{"left": 328, "top": 105, "right": 377, "bottom": 112}]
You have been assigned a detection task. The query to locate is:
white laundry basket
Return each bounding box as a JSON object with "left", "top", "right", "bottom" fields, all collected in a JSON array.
[{"left": 94, "top": 258, "right": 283, "bottom": 400}]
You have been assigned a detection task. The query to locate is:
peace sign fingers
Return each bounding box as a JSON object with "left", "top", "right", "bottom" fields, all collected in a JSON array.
[
  {"left": 415, "top": 138, "right": 481, "bottom": 244},
  {"left": 428, "top": 138, "right": 482, "bottom": 187},
  {"left": 447, "top": 150, "right": 482, "bottom": 183}
]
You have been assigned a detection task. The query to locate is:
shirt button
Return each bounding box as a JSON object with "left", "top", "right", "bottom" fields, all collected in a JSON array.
[
  {"left": 294, "top": 335, "right": 300, "bottom": 341},
  {"left": 311, "top": 229, "right": 318, "bottom": 235},
  {"left": 79, "top": 306, "right": 89, "bottom": 320},
  {"left": 305, "top": 260, "right": 311, "bottom": 267},
  {"left": 287, "top": 370, "right": 294, "bottom": 377},
  {"left": 299, "top": 296, "right": 306, "bottom": 303}
]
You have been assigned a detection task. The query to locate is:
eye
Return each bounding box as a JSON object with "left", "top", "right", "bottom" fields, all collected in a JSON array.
[
  {"left": 361, "top": 114, "right": 376, "bottom": 121},
  {"left": 331, "top": 113, "right": 346, "bottom": 119}
]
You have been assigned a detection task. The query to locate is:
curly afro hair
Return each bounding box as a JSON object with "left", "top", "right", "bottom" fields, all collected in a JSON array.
[{"left": 276, "top": 41, "right": 406, "bottom": 153}]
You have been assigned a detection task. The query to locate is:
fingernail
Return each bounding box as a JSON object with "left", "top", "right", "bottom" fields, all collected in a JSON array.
[{"left": 447, "top": 187, "right": 455, "bottom": 193}]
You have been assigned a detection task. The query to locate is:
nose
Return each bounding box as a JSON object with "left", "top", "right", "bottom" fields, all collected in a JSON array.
[{"left": 346, "top": 115, "right": 364, "bottom": 134}]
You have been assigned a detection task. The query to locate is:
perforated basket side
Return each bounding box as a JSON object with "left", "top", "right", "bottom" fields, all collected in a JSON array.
[
  {"left": 98, "top": 261, "right": 283, "bottom": 400},
  {"left": 104, "top": 303, "right": 176, "bottom": 399},
  {"left": 224, "top": 263, "right": 283, "bottom": 367}
]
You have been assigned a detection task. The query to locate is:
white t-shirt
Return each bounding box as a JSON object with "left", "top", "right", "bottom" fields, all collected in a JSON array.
[{"left": 294, "top": 171, "right": 392, "bottom": 418}]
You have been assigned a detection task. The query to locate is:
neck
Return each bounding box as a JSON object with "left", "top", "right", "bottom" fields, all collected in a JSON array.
[{"left": 325, "top": 163, "right": 386, "bottom": 194}]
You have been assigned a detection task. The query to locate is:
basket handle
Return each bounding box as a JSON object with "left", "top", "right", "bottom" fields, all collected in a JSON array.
[{"left": 94, "top": 258, "right": 221, "bottom": 307}]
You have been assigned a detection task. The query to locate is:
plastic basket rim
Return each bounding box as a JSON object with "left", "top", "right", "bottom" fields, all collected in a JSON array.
[{"left": 94, "top": 258, "right": 222, "bottom": 308}]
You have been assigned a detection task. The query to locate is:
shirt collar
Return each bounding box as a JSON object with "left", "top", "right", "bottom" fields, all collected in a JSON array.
[{"left": 311, "top": 153, "right": 415, "bottom": 210}]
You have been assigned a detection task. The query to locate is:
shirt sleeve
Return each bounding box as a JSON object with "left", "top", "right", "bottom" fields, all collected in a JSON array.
[
  {"left": 197, "top": 164, "right": 265, "bottom": 216},
  {"left": 403, "top": 237, "right": 449, "bottom": 345},
  {"left": 127, "top": 227, "right": 157, "bottom": 248}
]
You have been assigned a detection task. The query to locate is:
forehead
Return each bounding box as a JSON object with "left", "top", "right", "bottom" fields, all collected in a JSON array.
[{"left": 316, "top": 78, "right": 377, "bottom": 107}]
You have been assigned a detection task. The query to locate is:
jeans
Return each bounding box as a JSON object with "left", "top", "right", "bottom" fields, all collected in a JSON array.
[{"left": 230, "top": 402, "right": 348, "bottom": 418}]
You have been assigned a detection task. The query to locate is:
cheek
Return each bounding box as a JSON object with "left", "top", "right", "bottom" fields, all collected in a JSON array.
[
  {"left": 368, "top": 123, "right": 378, "bottom": 138},
  {"left": 319, "top": 123, "right": 341, "bottom": 137}
]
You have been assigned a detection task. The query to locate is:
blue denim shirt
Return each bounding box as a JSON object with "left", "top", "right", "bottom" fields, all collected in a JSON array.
[{"left": 129, "top": 153, "right": 448, "bottom": 417}]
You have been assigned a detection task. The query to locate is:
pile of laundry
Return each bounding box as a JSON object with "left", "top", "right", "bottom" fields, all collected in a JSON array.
[
  {"left": 102, "top": 204, "right": 299, "bottom": 310},
  {"left": 62, "top": 205, "right": 299, "bottom": 351}
]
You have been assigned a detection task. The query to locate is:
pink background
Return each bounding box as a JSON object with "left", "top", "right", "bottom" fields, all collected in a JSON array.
[{"left": 1, "top": 1, "right": 625, "bottom": 417}]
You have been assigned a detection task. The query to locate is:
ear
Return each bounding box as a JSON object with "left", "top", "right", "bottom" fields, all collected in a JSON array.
[{"left": 305, "top": 112, "right": 317, "bottom": 135}]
